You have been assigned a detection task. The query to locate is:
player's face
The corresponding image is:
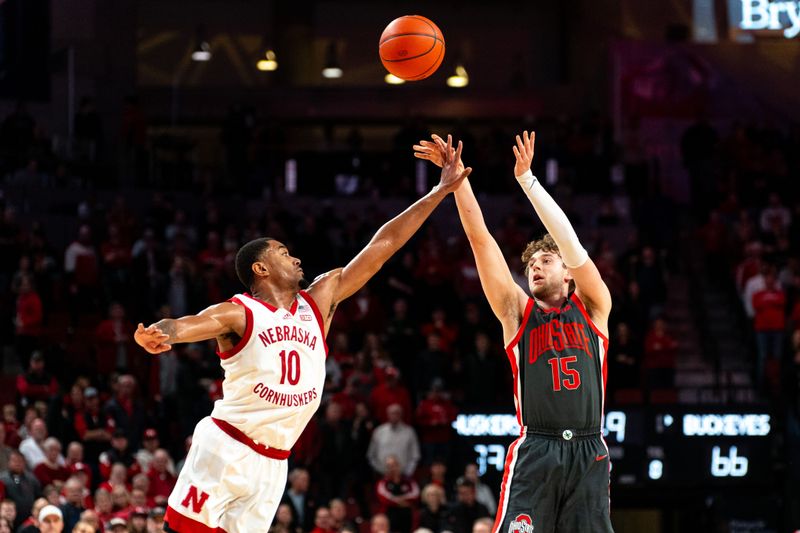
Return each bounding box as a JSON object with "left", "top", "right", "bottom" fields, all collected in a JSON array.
[
  {"left": 263, "top": 241, "right": 306, "bottom": 289},
  {"left": 527, "top": 251, "right": 570, "bottom": 298}
]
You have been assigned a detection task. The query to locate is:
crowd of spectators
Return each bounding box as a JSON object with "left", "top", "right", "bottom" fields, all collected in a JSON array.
[{"left": 0, "top": 99, "right": 684, "bottom": 533}]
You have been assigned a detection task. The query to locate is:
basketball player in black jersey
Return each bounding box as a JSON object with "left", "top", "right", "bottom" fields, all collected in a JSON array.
[{"left": 415, "top": 132, "right": 614, "bottom": 533}]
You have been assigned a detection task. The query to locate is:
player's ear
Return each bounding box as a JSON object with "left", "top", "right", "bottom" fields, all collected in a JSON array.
[{"left": 252, "top": 261, "right": 270, "bottom": 279}]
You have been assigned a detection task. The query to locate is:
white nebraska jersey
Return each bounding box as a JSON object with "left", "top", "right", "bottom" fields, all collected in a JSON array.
[{"left": 209, "top": 291, "right": 327, "bottom": 450}]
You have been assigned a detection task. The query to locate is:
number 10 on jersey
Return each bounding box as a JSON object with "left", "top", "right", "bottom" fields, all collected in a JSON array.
[{"left": 279, "top": 350, "right": 301, "bottom": 385}]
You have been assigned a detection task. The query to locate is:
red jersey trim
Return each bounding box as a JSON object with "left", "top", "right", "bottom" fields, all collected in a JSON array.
[
  {"left": 216, "top": 297, "right": 253, "bottom": 360},
  {"left": 298, "top": 290, "right": 329, "bottom": 357},
  {"left": 242, "top": 292, "right": 299, "bottom": 315},
  {"left": 211, "top": 417, "right": 290, "bottom": 460},
  {"left": 569, "top": 293, "right": 610, "bottom": 344},
  {"left": 504, "top": 298, "right": 535, "bottom": 352},
  {"left": 165, "top": 505, "right": 227, "bottom": 533},
  {"left": 504, "top": 299, "right": 534, "bottom": 427}
]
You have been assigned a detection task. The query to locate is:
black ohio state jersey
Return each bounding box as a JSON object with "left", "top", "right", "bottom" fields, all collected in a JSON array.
[{"left": 505, "top": 293, "right": 608, "bottom": 431}]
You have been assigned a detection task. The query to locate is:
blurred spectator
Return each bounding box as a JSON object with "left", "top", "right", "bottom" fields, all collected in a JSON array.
[
  {"left": 414, "top": 380, "right": 457, "bottom": 465},
  {"left": 420, "top": 309, "right": 458, "bottom": 355},
  {"left": 98, "top": 431, "right": 140, "bottom": 481},
  {"left": 752, "top": 268, "right": 787, "bottom": 387},
  {"left": 367, "top": 404, "right": 420, "bottom": 477},
  {"left": 135, "top": 428, "right": 172, "bottom": 475},
  {"left": 462, "top": 332, "right": 502, "bottom": 409},
  {"left": 94, "top": 304, "right": 136, "bottom": 377},
  {"left": 309, "top": 506, "right": 335, "bottom": 533},
  {"left": 414, "top": 334, "right": 448, "bottom": 399},
  {"left": 107, "top": 516, "right": 128, "bottom": 532},
  {"left": 93, "top": 489, "right": 114, "bottom": 525},
  {"left": 369, "top": 367, "right": 413, "bottom": 425},
  {"left": 14, "top": 275, "right": 43, "bottom": 368},
  {"left": 73, "top": 387, "right": 113, "bottom": 464},
  {"left": 16, "top": 353, "right": 58, "bottom": 408},
  {"left": 145, "top": 449, "right": 175, "bottom": 506},
  {"left": 644, "top": 318, "right": 678, "bottom": 389},
  {"left": 0, "top": 425, "right": 12, "bottom": 471},
  {"left": 32, "top": 438, "right": 69, "bottom": 486},
  {"left": 19, "top": 418, "right": 56, "bottom": 468},
  {"left": 328, "top": 498, "right": 353, "bottom": 532},
  {"left": 607, "top": 322, "right": 642, "bottom": 398},
  {"left": 444, "top": 479, "right": 489, "bottom": 533},
  {"left": 472, "top": 517, "right": 494, "bottom": 533},
  {"left": 129, "top": 506, "right": 148, "bottom": 533},
  {"left": 418, "top": 484, "right": 447, "bottom": 533},
  {"left": 3, "top": 405, "right": 22, "bottom": 448},
  {"left": 273, "top": 502, "right": 301, "bottom": 533},
  {"left": 64, "top": 225, "right": 99, "bottom": 324},
  {"left": 463, "top": 463, "right": 496, "bottom": 516},
  {"left": 370, "top": 513, "right": 390, "bottom": 533},
  {"left": 375, "top": 455, "right": 419, "bottom": 533},
  {"left": 16, "top": 497, "right": 47, "bottom": 533},
  {"left": 316, "top": 402, "right": 353, "bottom": 502},
  {"left": 60, "top": 477, "right": 85, "bottom": 532},
  {"left": 281, "top": 468, "right": 314, "bottom": 532},
  {"left": 0, "top": 501, "right": 15, "bottom": 531},
  {"left": 147, "top": 507, "right": 166, "bottom": 533},
  {"left": 0, "top": 451, "right": 41, "bottom": 524},
  {"left": 72, "top": 520, "right": 97, "bottom": 533},
  {"left": 104, "top": 375, "right": 146, "bottom": 449},
  {"left": 38, "top": 504, "right": 64, "bottom": 533}
]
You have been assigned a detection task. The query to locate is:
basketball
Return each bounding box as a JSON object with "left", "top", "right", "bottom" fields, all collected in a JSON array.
[{"left": 379, "top": 15, "right": 445, "bottom": 81}]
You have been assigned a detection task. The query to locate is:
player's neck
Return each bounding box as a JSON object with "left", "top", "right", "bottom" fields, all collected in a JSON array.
[
  {"left": 251, "top": 285, "right": 297, "bottom": 310},
  {"left": 534, "top": 291, "right": 568, "bottom": 310}
]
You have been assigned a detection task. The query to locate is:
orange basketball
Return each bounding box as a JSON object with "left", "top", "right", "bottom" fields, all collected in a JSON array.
[{"left": 379, "top": 15, "right": 445, "bottom": 81}]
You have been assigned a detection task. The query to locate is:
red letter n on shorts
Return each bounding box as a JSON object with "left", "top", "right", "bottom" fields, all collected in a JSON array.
[{"left": 181, "top": 486, "right": 210, "bottom": 513}]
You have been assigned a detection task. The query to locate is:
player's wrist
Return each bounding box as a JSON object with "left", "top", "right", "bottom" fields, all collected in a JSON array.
[{"left": 515, "top": 169, "right": 536, "bottom": 183}]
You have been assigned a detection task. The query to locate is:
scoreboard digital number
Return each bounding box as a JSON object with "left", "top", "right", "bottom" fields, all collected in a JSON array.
[{"left": 452, "top": 409, "right": 773, "bottom": 489}]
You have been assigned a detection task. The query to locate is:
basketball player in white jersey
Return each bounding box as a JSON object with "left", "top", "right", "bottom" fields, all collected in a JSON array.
[{"left": 133, "top": 138, "right": 471, "bottom": 533}]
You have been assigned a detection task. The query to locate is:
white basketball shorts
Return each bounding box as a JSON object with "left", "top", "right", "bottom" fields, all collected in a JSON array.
[{"left": 164, "top": 416, "right": 289, "bottom": 532}]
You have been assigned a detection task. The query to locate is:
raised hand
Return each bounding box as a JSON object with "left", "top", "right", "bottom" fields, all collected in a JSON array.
[
  {"left": 414, "top": 133, "right": 466, "bottom": 173},
  {"left": 432, "top": 134, "right": 472, "bottom": 194},
  {"left": 134, "top": 323, "right": 172, "bottom": 354},
  {"left": 512, "top": 130, "right": 536, "bottom": 177}
]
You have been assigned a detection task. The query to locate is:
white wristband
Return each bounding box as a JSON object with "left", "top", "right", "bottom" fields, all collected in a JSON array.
[{"left": 515, "top": 169, "right": 536, "bottom": 189}]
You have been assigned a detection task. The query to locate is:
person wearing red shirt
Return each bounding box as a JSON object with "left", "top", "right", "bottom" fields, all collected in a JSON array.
[
  {"left": 14, "top": 275, "right": 43, "bottom": 368},
  {"left": 94, "top": 304, "right": 136, "bottom": 377},
  {"left": 752, "top": 269, "right": 787, "bottom": 387},
  {"left": 414, "top": 379, "right": 458, "bottom": 465},
  {"left": 2, "top": 405, "right": 21, "bottom": 449},
  {"left": 73, "top": 387, "right": 114, "bottom": 465},
  {"left": 16, "top": 352, "right": 58, "bottom": 407},
  {"left": 309, "top": 506, "right": 336, "bottom": 533},
  {"left": 644, "top": 318, "right": 679, "bottom": 390},
  {"left": 99, "top": 463, "right": 131, "bottom": 494},
  {"left": 420, "top": 308, "right": 459, "bottom": 354},
  {"left": 33, "top": 438, "right": 70, "bottom": 487},
  {"left": 375, "top": 455, "right": 419, "bottom": 533},
  {"left": 369, "top": 367, "right": 413, "bottom": 424},
  {"left": 145, "top": 450, "right": 175, "bottom": 507}
]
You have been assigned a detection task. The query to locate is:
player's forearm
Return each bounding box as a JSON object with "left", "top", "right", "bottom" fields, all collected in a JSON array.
[
  {"left": 454, "top": 181, "right": 492, "bottom": 242},
  {"left": 368, "top": 186, "right": 448, "bottom": 259},
  {"left": 151, "top": 315, "right": 220, "bottom": 345},
  {"left": 515, "top": 170, "right": 588, "bottom": 269}
]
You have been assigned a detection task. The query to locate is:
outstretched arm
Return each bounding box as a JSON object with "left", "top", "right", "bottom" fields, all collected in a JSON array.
[
  {"left": 415, "top": 135, "right": 527, "bottom": 340},
  {"left": 308, "top": 136, "right": 472, "bottom": 328},
  {"left": 134, "top": 301, "right": 245, "bottom": 354},
  {"left": 512, "top": 131, "right": 611, "bottom": 324}
]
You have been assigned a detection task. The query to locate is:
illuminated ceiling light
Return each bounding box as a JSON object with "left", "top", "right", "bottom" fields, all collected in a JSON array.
[
  {"left": 384, "top": 73, "right": 405, "bottom": 85},
  {"left": 322, "top": 42, "right": 342, "bottom": 79},
  {"left": 257, "top": 49, "right": 278, "bottom": 71},
  {"left": 191, "top": 28, "right": 212, "bottom": 62},
  {"left": 447, "top": 64, "right": 469, "bottom": 88}
]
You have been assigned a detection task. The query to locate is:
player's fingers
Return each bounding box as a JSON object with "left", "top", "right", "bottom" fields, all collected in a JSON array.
[
  {"left": 461, "top": 167, "right": 473, "bottom": 179},
  {"left": 516, "top": 134, "right": 523, "bottom": 151},
  {"left": 455, "top": 140, "right": 463, "bottom": 161},
  {"left": 513, "top": 145, "right": 520, "bottom": 159},
  {"left": 446, "top": 134, "right": 453, "bottom": 157}
]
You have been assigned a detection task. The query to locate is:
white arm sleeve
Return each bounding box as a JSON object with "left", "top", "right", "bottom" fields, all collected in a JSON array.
[{"left": 516, "top": 170, "right": 589, "bottom": 269}]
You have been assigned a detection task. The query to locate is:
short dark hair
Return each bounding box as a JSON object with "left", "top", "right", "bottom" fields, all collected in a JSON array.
[{"left": 235, "top": 238, "right": 274, "bottom": 290}]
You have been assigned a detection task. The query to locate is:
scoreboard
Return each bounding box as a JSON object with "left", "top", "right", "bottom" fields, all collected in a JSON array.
[{"left": 452, "top": 408, "right": 774, "bottom": 490}]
